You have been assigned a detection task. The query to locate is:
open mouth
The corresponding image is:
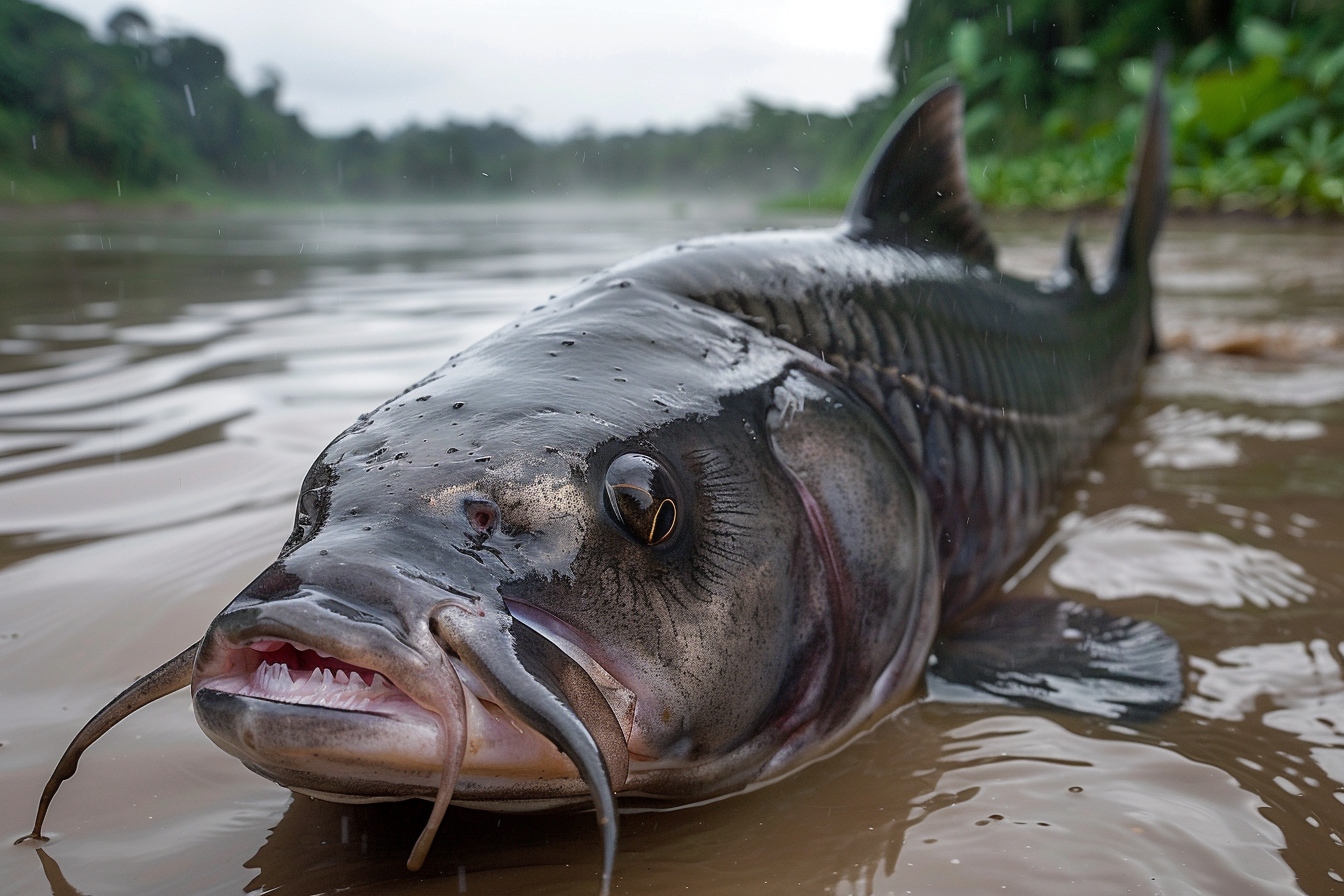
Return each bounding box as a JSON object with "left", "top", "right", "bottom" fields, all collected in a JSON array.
[
  {"left": 190, "top": 609, "right": 642, "bottom": 815},
  {"left": 196, "top": 635, "right": 594, "bottom": 783},
  {"left": 198, "top": 639, "right": 422, "bottom": 716}
]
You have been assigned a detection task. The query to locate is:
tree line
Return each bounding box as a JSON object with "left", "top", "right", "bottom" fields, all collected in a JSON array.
[{"left": 3, "top": 0, "right": 1342, "bottom": 213}]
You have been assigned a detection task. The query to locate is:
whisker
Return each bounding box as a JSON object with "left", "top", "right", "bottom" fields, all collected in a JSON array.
[{"left": 406, "top": 631, "right": 468, "bottom": 872}]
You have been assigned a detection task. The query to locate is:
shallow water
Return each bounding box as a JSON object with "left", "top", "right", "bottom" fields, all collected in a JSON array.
[{"left": 0, "top": 202, "right": 1341, "bottom": 895}]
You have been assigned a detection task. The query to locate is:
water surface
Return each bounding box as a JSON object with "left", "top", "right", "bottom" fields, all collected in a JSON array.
[{"left": 1, "top": 202, "right": 1341, "bottom": 895}]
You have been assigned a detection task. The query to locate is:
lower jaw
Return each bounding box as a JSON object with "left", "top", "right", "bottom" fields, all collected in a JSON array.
[
  {"left": 192, "top": 690, "right": 804, "bottom": 812},
  {"left": 192, "top": 686, "right": 598, "bottom": 804}
]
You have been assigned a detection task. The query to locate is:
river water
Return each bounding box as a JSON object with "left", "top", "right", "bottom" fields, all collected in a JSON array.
[{"left": 0, "top": 201, "right": 1341, "bottom": 895}]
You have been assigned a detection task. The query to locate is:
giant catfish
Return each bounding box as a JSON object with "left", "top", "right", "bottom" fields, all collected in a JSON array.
[{"left": 20, "top": 70, "right": 1182, "bottom": 894}]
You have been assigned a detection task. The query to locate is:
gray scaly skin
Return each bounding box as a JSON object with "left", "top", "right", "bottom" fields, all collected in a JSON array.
[
  {"left": 606, "top": 221, "right": 1149, "bottom": 626},
  {"left": 616, "top": 71, "right": 1167, "bottom": 628},
  {"left": 19, "top": 67, "right": 1177, "bottom": 895}
]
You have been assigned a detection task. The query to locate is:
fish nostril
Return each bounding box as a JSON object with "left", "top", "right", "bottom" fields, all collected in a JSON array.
[
  {"left": 239, "top": 563, "right": 302, "bottom": 603},
  {"left": 465, "top": 499, "right": 499, "bottom": 536}
]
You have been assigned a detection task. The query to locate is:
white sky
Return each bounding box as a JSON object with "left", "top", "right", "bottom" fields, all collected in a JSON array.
[{"left": 44, "top": 0, "right": 910, "bottom": 139}]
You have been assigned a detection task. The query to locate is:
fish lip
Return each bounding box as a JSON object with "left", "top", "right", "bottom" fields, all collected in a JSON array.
[
  {"left": 192, "top": 687, "right": 446, "bottom": 799},
  {"left": 192, "top": 595, "right": 430, "bottom": 714},
  {"left": 194, "top": 635, "right": 430, "bottom": 719}
]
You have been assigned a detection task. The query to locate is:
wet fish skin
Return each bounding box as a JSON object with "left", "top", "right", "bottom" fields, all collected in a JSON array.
[
  {"left": 190, "top": 281, "right": 940, "bottom": 803},
  {"left": 614, "top": 226, "right": 1150, "bottom": 623},
  {"left": 185, "top": 66, "right": 1164, "bottom": 796}
]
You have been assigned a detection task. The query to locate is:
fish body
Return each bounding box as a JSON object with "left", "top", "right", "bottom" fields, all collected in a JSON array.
[
  {"left": 603, "top": 221, "right": 1152, "bottom": 626},
  {"left": 22, "top": 72, "right": 1180, "bottom": 891}
]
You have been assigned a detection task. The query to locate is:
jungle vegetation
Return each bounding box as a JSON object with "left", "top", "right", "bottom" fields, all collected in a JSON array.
[
  {"left": 885, "top": 0, "right": 1344, "bottom": 214},
  {"left": 2, "top": 0, "right": 1342, "bottom": 214}
]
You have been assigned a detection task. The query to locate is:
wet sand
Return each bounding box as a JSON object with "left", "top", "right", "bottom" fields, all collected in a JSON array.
[{"left": 0, "top": 202, "right": 1341, "bottom": 895}]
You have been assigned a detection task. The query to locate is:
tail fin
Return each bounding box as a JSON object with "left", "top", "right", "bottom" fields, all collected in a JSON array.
[{"left": 1107, "top": 45, "right": 1171, "bottom": 354}]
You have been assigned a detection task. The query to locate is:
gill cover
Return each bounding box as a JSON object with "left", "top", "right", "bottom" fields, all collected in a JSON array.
[{"left": 766, "top": 370, "right": 939, "bottom": 739}]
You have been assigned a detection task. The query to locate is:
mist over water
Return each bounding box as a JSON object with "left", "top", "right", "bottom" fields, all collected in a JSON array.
[{"left": 0, "top": 203, "right": 1341, "bottom": 894}]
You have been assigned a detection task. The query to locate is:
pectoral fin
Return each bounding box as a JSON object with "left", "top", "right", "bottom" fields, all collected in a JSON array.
[{"left": 927, "top": 598, "right": 1183, "bottom": 721}]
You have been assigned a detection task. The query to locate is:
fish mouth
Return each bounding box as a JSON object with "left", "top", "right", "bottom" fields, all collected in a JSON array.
[
  {"left": 193, "top": 583, "right": 629, "bottom": 889},
  {"left": 194, "top": 632, "right": 598, "bottom": 801},
  {"left": 198, "top": 639, "right": 421, "bottom": 716}
]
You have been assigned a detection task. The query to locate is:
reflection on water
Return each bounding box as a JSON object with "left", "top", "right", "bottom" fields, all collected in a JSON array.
[
  {"left": 1138, "top": 404, "right": 1324, "bottom": 470},
  {"left": 1, "top": 206, "right": 1342, "bottom": 894},
  {"left": 1044, "top": 505, "right": 1314, "bottom": 609},
  {"left": 1148, "top": 352, "right": 1344, "bottom": 407},
  {"left": 841, "top": 715, "right": 1301, "bottom": 896}
]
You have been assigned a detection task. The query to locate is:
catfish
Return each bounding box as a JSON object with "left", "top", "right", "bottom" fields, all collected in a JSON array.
[{"left": 20, "top": 63, "right": 1180, "bottom": 896}]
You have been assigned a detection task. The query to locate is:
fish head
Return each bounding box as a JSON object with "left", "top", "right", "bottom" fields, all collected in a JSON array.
[{"left": 191, "top": 283, "right": 938, "bottom": 812}]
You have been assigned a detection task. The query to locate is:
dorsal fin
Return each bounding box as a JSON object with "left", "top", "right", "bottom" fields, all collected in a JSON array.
[{"left": 842, "top": 81, "right": 996, "bottom": 267}]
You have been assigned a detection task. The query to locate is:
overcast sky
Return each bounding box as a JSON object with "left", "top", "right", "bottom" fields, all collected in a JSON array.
[{"left": 45, "top": 0, "right": 910, "bottom": 139}]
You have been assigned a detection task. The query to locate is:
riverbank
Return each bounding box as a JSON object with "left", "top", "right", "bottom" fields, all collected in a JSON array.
[{"left": 9, "top": 191, "right": 1344, "bottom": 230}]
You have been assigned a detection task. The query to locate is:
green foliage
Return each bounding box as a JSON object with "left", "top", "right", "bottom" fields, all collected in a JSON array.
[
  {"left": 1054, "top": 46, "right": 1098, "bottom": 77},
  {"left": 888, "top": 0, "right": 1344, "bottom": 215},
  {"left": 4, "top": 0, "right": 1344, "bottom": 216},
  {"left": 0, "top": 0, "right": 868, "bottom": 203},
  {"left": 1238, "top": 16, "right": 1291, "bottom": 59},
  {"left": 0, "top": 0, "right": 335, "bottom": 199}
]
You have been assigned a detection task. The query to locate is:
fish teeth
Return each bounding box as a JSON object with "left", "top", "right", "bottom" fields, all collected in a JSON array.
[{"left": 238, "top": 659, "right": 397, "bottom": 710}]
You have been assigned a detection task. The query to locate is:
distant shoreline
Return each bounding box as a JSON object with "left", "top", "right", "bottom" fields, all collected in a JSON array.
[{"left": 3, "top": 195, "right": 1341, "bottom": 229}]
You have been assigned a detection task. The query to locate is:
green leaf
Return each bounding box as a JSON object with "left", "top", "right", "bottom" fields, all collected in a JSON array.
[
  {"left": 948, "top": 20, "right": 984, "bottom": 79},
  {"left": 1054, "top": 46, "right": 1097, "bottom": 77},
  {"left": 1238, "top": 17, "right": 1291, "bottom": 61},
  {"left": 1312, "top": 44, "right": 1344, "bottom": 88},
  {"left": 963, "top": 102, "right": 1002, "bottom": 141},
  {"left": 1181, "top": 39, "right": 1222, "bottom": 75},
  {"left": 1043, "top": 108, "right": 1080, "bottom": 141},
  {"left": 1194, "top": 57, "right": 1300, "bottom": 141},
  {"left": 1244, "top": 96, "right": 1320, "bottom": 148},
  {"left": 1120, "top": 58, "right": 1153, "bottom": 97}
]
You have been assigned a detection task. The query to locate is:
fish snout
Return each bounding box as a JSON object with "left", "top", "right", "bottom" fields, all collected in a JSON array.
[
  {"left": 190, "top": 582, "right": 457, "bottom": 800},
  {"left": 192, "top": 552, "right": 439, "bottom": 701},
  {"left": 192, "top": 554, "right": 634, "bottom": 809}
]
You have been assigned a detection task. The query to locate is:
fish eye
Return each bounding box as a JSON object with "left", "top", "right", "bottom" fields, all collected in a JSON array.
[
  {"left": 603, "top": 454, "right": 678, "bottom": 546},
  {"left": 282, "top": 488, "right": 321, "bottom": 554}
]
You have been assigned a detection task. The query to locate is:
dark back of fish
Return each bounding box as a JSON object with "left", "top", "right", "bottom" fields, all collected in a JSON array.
[{"left": 605, "top": 76, "right": 1167, "bottom": 624}]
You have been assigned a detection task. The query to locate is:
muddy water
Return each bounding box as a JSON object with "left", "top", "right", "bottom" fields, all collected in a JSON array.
[{"left": 0, "top": 202, "right": 1341, "bottom": 895}]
